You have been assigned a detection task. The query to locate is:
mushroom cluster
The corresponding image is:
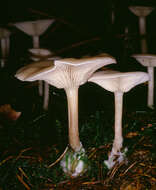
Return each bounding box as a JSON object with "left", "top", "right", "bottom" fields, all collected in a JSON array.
[
  {"left": 15, "top": 51, "right": 149, "bottom": 173},
  {"left": 29, "top": 48, "right": 61, "bottom": 110},
  {"left": 15, "top": 53, "right": 116, "bottom": 176}
]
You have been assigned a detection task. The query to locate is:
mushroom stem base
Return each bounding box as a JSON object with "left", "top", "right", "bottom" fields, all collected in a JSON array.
[
  {"left": 104, "top": 147, "right": 128, "bottom": 169},
  {"left": 60, "top": 144, "right": 88, "bottom": 177}
]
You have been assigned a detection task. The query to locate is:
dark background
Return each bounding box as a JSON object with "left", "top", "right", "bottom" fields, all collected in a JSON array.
[
  {"left": 0, "top": 0, "right": 156, "bottom": 112},
  {"left": 0, "top": 0, "right": 155, "bottom": 61}
]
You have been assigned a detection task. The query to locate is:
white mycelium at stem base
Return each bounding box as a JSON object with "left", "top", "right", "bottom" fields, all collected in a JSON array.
[
  {"left": 88, "top": 70, "right": 149, "bottom": 169},
  {"left": 133, "top": 54, "right": 156, "bottom": 109},
  {"left": 129, "top": 6, "right": 154, "bottom": 53},
  {"left": 15, "top": 53, "right": 116, "bottom": 176}
]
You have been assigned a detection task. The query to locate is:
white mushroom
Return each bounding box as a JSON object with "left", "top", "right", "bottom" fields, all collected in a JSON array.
[
  {"left": 132, "top": 54, "right": 156, "bottom": 109},
  {"left": 15, "top": 53, "right": 116, "bottom": 176},
  {"left": 0, "top": 28, "right": 11, "bottom": 67},
  {"left": 12, "top": 19, "right": 54, "bottom": 48},
  {"left": 29, "top": 48, "right": 60, "bottom": 61},
  {"left": 88, "top": 70, "right": 149, "bottom": 168},
  {"left": 129, "top": 6, "right": 154, "bottom": 53},
  {"left": 29, "top": 48, "right": 61, "bottom": 110}
]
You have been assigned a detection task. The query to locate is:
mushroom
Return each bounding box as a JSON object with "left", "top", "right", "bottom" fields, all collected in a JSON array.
[
  {"left": 29, "top": 48, "right": 60, "bottom": 62},
  {"left": 132, "top": 54, "right": 156, "bottom": 109},
  {"left": 0, "top": 28, "right": 11, "bottom": 67},
  {"left": 29, "top": 48, "right": 61, "bottom": 110},
  {"left": 12, "top": 19, "right": 55, "bottom": 103},
  {"left": 88, "top": 70, "right": 149, "bottom": 168},
  {"left": 15, "top": 53, "right": 116, "bottom": 176},
  {"left": 129, "top": 6, "right": 154, "bottom": 53},
  {"left": 12, "top": 19, "right": 55, "bottom": 48}
]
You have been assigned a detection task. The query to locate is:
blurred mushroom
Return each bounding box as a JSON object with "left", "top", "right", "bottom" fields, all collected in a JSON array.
[
  {"left": 15, "top": 53, "right": 116, "bottom": 176},
  {"left": 29, "top": 48, "right": 60, "bottom": 61},
  {"left": 132, "top": 54, "right": 156, "bottom": 109},
  {"left": 29, "top": 48, "right": 61, "bottom": 110},
  {"left": 129, "top": 6, "right": 154, "bottom": 53},
  {"left": 0, "top": 28, "right": 11, "bottom": 67},
  {"left": 88, "top": 70, "right": 149, "bottom": 168},
  {"left": 12, "top": 19, "right": 55, "bottom": 48},
  {"left": 12, "top": 19, "right": 55, "bottom": 107}
]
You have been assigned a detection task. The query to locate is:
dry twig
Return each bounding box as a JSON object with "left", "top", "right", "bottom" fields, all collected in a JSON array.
[
  {"left": 16, "top": 174, "right": 31, "bottom": 190},
  {"left": 120, "top": 161, "right": 137, "bottom": 176},
  {"left": 15, "top": 147, "right": 32, "bottom": 161},
  {"left": 48, "top": 146, "right": 68, "bottom": 168}
]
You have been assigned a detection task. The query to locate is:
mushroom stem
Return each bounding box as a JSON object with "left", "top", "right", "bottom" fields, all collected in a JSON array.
[
  {"left": 139, "top": 16, "right": 146, "bottom": 35},
  {"left": 32, "top": 36, "right": 43, "bottom": 98},
  {"left": 65, "top": 87, "right": 81, "bottom": 152},
  {"left": 33, "top": 36, "right": 39, "bottom": 48},
  {"left": 6, "top": 37, "right": 10, "bottom": 56},
  {"left": 147, "top": 66, "right": 154, "bottom": 109},
  {"left": 1, "top": 59, "right": 5, "bottom": 68},
  {"left": 1, "top": 38, "right": 6, "bottom": 67},
  {"left": 111, "top": 6, "right": 115, "bottom": 25},
  {"left": 39, "top": 80, "right": 43, "bottom": 96},
  {"left": 139, "top": 16, "right": 147, "bottom": 53},
  {"left": 43, "top": 82, "right": 49, "bottom": 110},
  {"left": 112, "top": 91, "right": 123, "bottom": 155},
  {"left": 1, "top": 38, "right": 6, "bottom": 58}
]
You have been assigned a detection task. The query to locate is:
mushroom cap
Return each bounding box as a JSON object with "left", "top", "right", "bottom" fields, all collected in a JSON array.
[
  {"left": 29, "top": 48, "right": 53, "bottom": 56},
  {"left": 54, "top": 53, "right": 115, "bottom": 66},
  {"left": 15, "top": 53, "right": 116, "bottom": 89},
  {"left": 13, "top": 19, "right": 55, "bottom": 36},
  {"left": 15, "top": 61, "right": 55, "bottom": 81},
  {"left": 0, "top": 28, "right": 11, "bottom": 39},
  {"left": 88, "top": 70, "right": 149, "bottom": 92},
  {"left": 28, "top": 48, "right": 60, "bottom": 61},
  {"left": 129, "top": 6, "right": 154, "bottom": 17},
  {"left": 133, "top": 54, "right": 156, "bottom": 67}
]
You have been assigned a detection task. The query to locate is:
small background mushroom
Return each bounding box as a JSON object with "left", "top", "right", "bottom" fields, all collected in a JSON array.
[
  {"left": 132, "top": 54, "right": 156, "bottom": 109},
  {"left": 129, "top": 6, "right": 154, "bottom": 53},
  {"left": 12, "top": 19, "right": 55, "bottom": 48}
]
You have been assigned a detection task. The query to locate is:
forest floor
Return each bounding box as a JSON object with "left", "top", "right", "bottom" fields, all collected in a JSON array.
[{"left": 0, "top": 82, "right": 156, "bottom": 190}]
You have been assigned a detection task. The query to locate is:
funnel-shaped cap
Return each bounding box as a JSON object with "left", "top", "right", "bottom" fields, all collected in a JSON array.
[
  {"left": 13, "top": 19, "right": 55, "bottom": 36},
  {"left": 29, "top": 48, "right": 60, "bottom": 61},
  {"left": 129, "top": 6, "right": 154, "bottom": 17},
  {"left": 133, "top": 54, "right": 156, "bottom": 67},
  {"left": 29, "top": 48, "right": 53, "bottom": 56},
  {"left": 88, "top": 70, "right": 149, "bottom": 92},
  {"left": 15, "top": 53, "right": 116, "bottom": 89},
  {"left": 15, "top": 61, "right": 55, "bottom": 81},
  {"left": 0, "top": 28, "right": 11, "bottom": 39}
]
